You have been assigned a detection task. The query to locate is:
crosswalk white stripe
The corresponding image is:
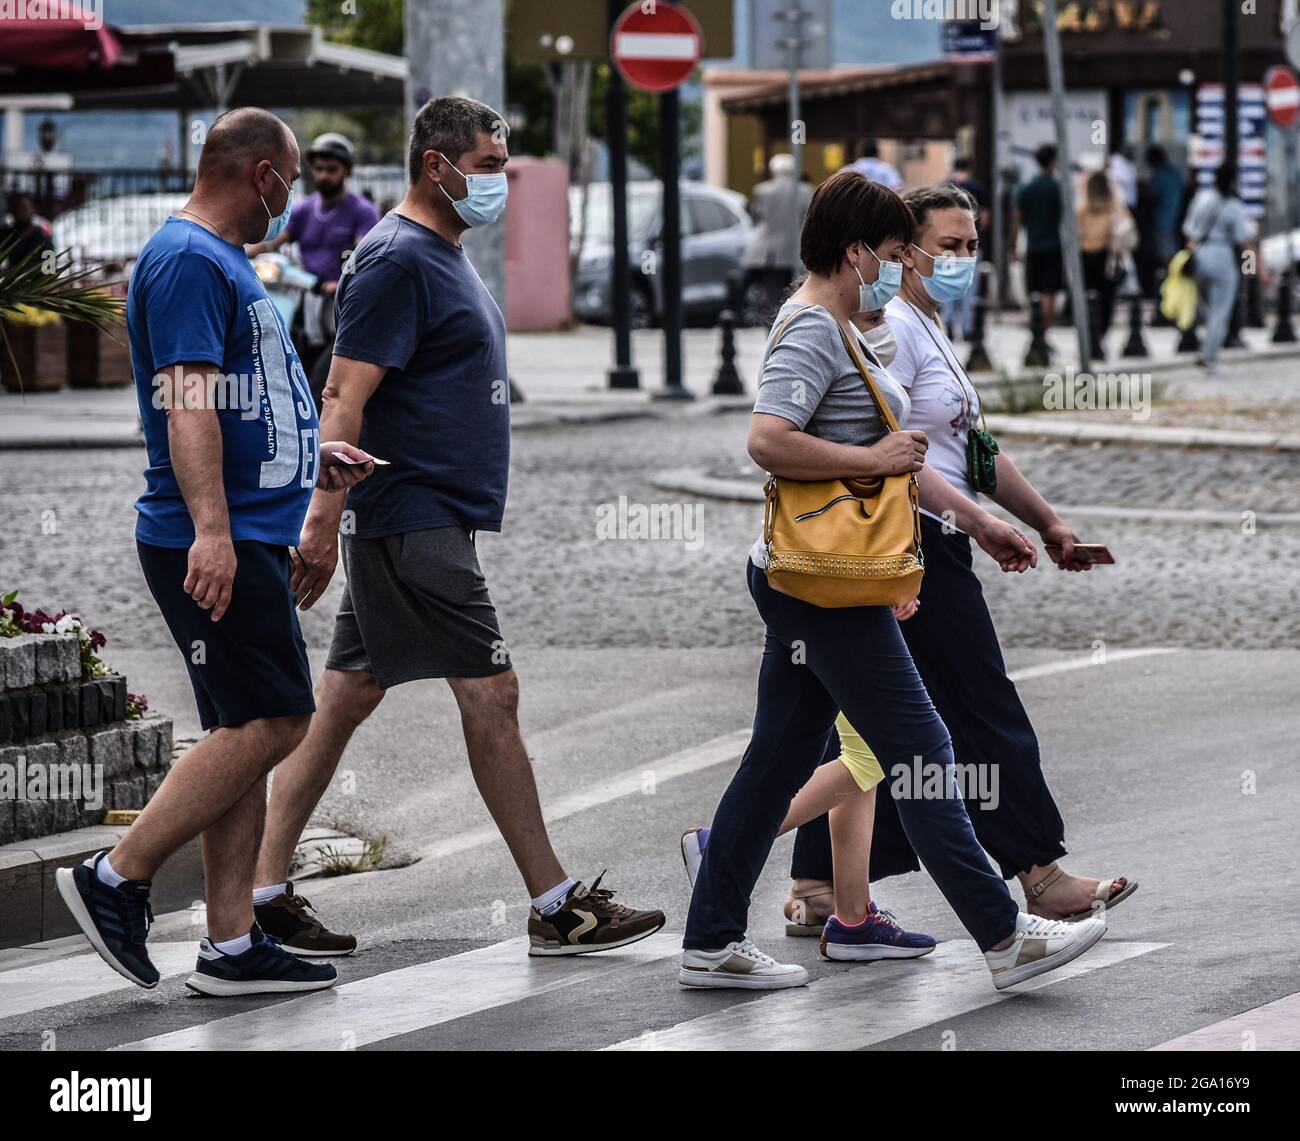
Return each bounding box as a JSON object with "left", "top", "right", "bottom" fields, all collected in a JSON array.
[
  {"left": 419, "top": 729, "right": 751, "bottom": 859},
  {"left": 604, "top": 940, "right": 1168, "bottom": 1051},
  {"left": 0, "top": 943, "right": 200, "bottom": 1021},
  {"left": 418, "top": 651, "right": 1176, "bottom": 862},
  {"left": 1006, "top": 647, "right": 1178, "bottom": 683},
  {"left": 1149, "top": 991, "right": 1300, "bottom": 1051},
  {"left": 113, "top": 933, "right": 682, "bottom": 1051}
]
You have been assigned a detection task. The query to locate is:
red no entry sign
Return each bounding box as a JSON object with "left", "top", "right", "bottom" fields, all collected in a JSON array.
[
  {"left": 1265, "top": 65, "right": 1300, "bottom": 130},
  {"left": 611, "top": 2, "right": 702, "bottom": 94}
]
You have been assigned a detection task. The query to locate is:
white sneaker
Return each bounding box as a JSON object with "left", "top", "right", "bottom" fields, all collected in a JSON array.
[
  {"left": 680, "top": 827, "right": 708, "bottom": 887},
  {"left": 984, "top": 911, "right": 1106, "bottom": 991},
  {"left": 679, "top": 937, "right": 809, "bottom": 990}
]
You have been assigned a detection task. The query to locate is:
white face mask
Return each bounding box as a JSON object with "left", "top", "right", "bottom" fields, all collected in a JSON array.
[{"left": 859, "top": 320, "right": 898, "bottom": 370}]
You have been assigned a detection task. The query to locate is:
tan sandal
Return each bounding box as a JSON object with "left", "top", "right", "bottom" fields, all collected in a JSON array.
[
  {"left": 783, "top": 884, "right": 835, "bottom": 937},
  {"left": 1026, "top": 867, "right": 1139, "bottom": 922}
]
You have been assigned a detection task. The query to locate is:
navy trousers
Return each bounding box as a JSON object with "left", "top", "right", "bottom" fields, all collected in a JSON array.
[
  {"left": 791, "top": 514, "right": 1069, "bottom": 884},
  {"left": 683, "top": 558, "right": 1019, "bottom": 953}
]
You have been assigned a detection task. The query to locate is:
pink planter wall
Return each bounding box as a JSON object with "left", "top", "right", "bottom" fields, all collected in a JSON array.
[{"left": 505, "top": 157, "right": 572, "bottom": 331}]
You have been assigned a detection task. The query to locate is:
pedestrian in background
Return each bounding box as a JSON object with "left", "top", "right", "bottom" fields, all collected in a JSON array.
[
  {"left": 742, "top": 152, "right": 813, "bottom": 327},
  {"left": 1077, "top": 170, "right": 1136, "bottom": 344},
  {"left": 1144, "top": 144, "right": 1185, "bottom": 284},
  {"left": 0, "top": 191, "right": 53, "bottom": 267},
  {"left": 847, "top": 138, "right": 904, "bottom": 191},
  {"left": 246, "top": 132, "right": 380, "bottom": 378},
  {"left": 1183, "top": 162, "right": 1257, "bottom": 377},
  {"left": 942, "top": 156, "right": 989, "bottom": 341},
  {"left": 57, "top": 107, "right": 376, "bottom": 998},
  {"left": 1013, "top": 144, "right": 1064, "bottom": 331}
]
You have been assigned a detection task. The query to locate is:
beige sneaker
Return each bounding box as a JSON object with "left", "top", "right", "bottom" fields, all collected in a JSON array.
[
  {"left": 985, "top": 911, "right": 1106, "bottom": 990},
  {"left": 679, "top": 937, "right": 809, "bottom": 990}
]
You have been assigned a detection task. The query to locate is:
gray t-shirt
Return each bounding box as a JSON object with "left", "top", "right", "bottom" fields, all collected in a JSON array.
[
  {"left": 753, "top": 301, "right": 909, "bottom": 442},
  {"left": 750, "top": 301, "right": 910, "bottom": 567}
]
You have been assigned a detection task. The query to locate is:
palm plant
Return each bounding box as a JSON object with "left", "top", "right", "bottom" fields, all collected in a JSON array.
[{"left": 0, "top": 235, "right": 125, "bottom": 393}]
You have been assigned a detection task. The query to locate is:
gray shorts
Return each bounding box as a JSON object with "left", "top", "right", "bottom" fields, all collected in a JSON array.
[{"left": 325, "top": 527, "right": 511, "bottom": 689}]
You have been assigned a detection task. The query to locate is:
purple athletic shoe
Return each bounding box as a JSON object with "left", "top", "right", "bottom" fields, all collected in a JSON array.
[
  {"left": 680, "top": 827, "right": 709, "bottom": 887},
  {"left": 819, "top": 901, "right": 937, "bottom": 961}
]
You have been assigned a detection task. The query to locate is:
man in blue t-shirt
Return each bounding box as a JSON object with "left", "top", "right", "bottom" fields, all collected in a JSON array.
[
  {"left": 267, "top": 95, "right": 665, "bottom": 960},
  {"left": 55, "top": 108, "right": 376, "bottom": 999}
]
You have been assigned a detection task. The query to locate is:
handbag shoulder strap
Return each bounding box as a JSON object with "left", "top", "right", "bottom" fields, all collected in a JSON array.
[
  {"left": 835, "top": 320, "right": 903, "bottom": 433},
  {"left": 767, "top": 303, "right": 817, "bottom": 348}
]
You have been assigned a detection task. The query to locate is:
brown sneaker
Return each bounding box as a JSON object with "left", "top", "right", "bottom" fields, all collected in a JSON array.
[
  {"left": 527, "top": 873, "right": 665, "bottom": 956},
  {"left": 253, "top": 882, "right": 357, "bottom": 957}
]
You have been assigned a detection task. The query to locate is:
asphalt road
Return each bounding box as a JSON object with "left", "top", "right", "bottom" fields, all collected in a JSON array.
[
  {"left": 2, "top": 646, "right": 1296, "bottom": 1051},
  {"left": 2, "top": 382, "right": 1298, "bottom": 1052}
]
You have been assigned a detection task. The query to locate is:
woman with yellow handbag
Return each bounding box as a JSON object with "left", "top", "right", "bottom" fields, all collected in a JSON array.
[
  {"left": 777, "top": 184, "right": 1137, "bottom": 943},
  {"left": 678, "top": 172, "right": 1108, "bottom": 994}
]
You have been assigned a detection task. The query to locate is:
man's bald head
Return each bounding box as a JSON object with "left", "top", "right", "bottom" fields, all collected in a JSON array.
[{"left": 197, "top": 107, "right": 295, "bottom": 184}]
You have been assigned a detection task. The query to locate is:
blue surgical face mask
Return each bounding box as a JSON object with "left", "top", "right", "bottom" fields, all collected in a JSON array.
[
  {"left": 438, "top": 152, "right": 508, "bottom": 227},
  {"left": 261, "top": 169, "right": 293, "bottom": 242},
  {"left": 913, "top": 244, "right": 978, "bottom": 302},
  {"left": 853, "top": 245, "right": 903, "bottom": 312}
]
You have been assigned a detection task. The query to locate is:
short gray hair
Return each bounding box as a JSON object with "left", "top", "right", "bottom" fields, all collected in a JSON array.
[{"left": 407, "top": 96, "right": 507, "bottom": 184}]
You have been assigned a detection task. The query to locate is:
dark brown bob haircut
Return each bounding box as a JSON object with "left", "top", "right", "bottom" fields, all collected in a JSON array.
[{"left": 799, "top": 170, "right": 915, "bottom": 277}]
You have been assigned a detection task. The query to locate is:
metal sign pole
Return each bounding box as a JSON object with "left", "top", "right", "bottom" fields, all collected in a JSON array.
[
  {"left": 606, "top": 0, "right": 639, "bottom": 389},
  {"left": 1041, "top": 0, "right": 1092, "bottom": 374},
  {"left": 658, "top": 87, "right": 689, "bottom": 399}
]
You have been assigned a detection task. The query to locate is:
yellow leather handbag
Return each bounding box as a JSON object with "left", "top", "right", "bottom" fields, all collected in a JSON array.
[{"left": 761, "top": 308, "right": 924, "bottom": 609}]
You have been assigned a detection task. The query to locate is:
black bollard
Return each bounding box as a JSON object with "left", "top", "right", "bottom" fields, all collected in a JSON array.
[
  {"left": 965, "top": 264, "right": 994, "bottom": 373},
  {"left": 1024, "top": 291, "right": 1052, "bottom": 368},
  {"left": 711, "top": 308, "right": 745, "bottom": 395},
  {"left": 1086, "top": 288, "right": 1106, "bottom": 362},
  {"left": 1273, "top": 271, "right": 1298, "bottom": 344},
  {"left": 1245, "top": 271, "right": 1266, "bottom": 328},
  {"left": 1176, "top": 314, "right": 1202, "bottom": 354},
  {"left": 1121, "top": 292, "right": 1149, "bottom": 359}
]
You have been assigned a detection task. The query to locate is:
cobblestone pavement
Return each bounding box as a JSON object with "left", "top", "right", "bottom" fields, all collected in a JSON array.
[{"left": 3, "top": 379, "right": 1298, "bottom": 658}]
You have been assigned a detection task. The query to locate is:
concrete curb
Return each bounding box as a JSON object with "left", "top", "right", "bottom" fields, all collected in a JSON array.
[
  {"left": 0, "top": 827, "right": 203, "bottom": 949},
  {"left": 0, "top": 402, "right": 675, "bottom": 451},
  {"left": 649, "top": 469, "right": 1300, "bottom": 528},
  {"left": 983, "top": 414, "right": 1300, "bottom": 451}
]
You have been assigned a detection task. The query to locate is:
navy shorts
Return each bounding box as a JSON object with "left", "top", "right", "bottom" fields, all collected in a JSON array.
[{"left": 137, "top": 539, "right": 316, "bottom": 731}]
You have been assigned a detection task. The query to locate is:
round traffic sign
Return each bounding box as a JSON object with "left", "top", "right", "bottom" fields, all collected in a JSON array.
[
  {"left": 1265, "top": 65, "right": 1300, "bottom": 130},
  {"left": 611, "top": 1, "right": 702, "bottom": 95}
]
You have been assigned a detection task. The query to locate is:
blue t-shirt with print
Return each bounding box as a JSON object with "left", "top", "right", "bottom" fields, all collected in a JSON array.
[{"left": 128, "top": 218, "right": 320, "bottom": 548}]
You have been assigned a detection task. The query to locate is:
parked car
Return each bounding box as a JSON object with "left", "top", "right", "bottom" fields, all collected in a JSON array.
[
  {"left": 570, "top": 180, "right": 752, "bottom": 327},
  {"left": 51, "top": 192, "right": 189, "bottom": 266},
  {"left": 1260, "top": 226, "right": 1300, "bottom": 278}
]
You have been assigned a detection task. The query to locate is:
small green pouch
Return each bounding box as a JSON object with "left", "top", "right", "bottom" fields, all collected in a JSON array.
[{"left": 966, "top": 426, "right": 1000, "bottom": 494}]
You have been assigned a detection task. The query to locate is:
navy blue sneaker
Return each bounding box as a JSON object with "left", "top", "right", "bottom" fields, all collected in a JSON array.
[
  {"left": 55, "top": 851, "right": 159, "bottom": 988},
  {"left": 186, "top": 924, "right": 338, "bottom": 996},
  {"left": 819, "top": 902, "right": 937, "bottom": 962}
]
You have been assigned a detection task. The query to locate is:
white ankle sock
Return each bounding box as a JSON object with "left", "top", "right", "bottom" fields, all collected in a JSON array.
[
  {"left": 211, "top": 932, "right": 253, "bottom": 956},
  {"left": 252, "top": 883, "right": 288, "bottom": 905},
  {"left": 89, "top": 852, "right": 126, "bottom": 888},
  {"left": 532, "top": 878, "right": 577, "bottom": 917}
]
